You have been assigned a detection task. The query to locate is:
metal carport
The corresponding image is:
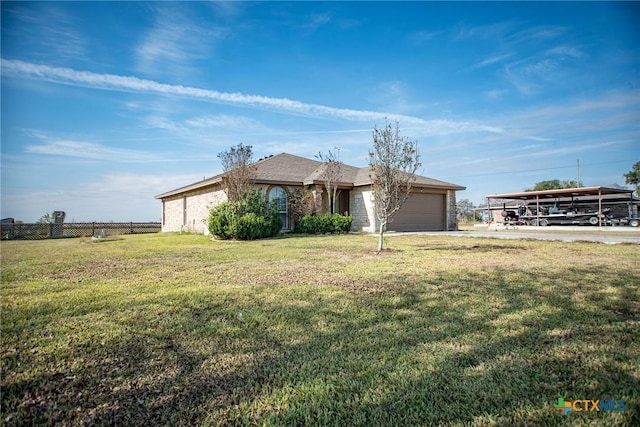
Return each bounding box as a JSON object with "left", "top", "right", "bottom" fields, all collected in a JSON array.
[{"left": 485, "top": 186, "right": 637, "bottom": 227}]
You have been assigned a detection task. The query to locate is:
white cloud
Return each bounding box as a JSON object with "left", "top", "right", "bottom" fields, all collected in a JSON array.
[
  {"left": 484, "top": 89, "right": 508, "bottom": 100},
  {"left": 453, "top": 20, "right": 519, "bottom": 41},
  {"left": 408, "top": 30, "right": 443, "bottom": 44},
  {"left": 2, "top": 59, "right": 505, "bottom": 136},
  {"left": 471, "top": 53, "right": 514, "bottom": 69},
  {"left": 134, "top": 5, "right": 227, "bottom": 77},
  {"left": 184, "top": 114, "right": 267, "bottom": 131},
  {"left": 508, "top": 25, "right": 569, "bottom": 45},
  {"left": 546, "top": 46, "right": 586, "bottom": 58},
  {"left": 300, "top": 12, "right": 333, "bottom": 32},
  {"left": 23, "top": 130, "right": 156, "bottom": 161},
  {"left": 520, "top": 59, "right": 557, "bottom": 75},
  {"left": 4, "top": 4, "right": 87, "bottom": 63},
  {"left": 508, "top": 140, "right": 628, "bottom": 160}
]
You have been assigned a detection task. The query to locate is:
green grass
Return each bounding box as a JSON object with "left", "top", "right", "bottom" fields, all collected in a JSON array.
[{"left": 1, "top": 233, "right": 639, "bottom": 426}]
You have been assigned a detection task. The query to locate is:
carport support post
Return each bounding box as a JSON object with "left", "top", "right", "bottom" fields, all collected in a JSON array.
[
  {"left": 598, "top": 188, "right": 602, "bottom": 227},
  {"left": 536, "top": 195, "right": 540, "bottom": 226},
  {"left": 486, "top": 197, "right": 490, "bottom": 224}
]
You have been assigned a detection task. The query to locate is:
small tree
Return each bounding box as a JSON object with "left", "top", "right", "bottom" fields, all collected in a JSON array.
[
  {"left": 456, "top": 199, "right": 478, "bottom": 223},
  {"left": 36, "top": 212, "right": 55, "bottom": 224},
  {"left": 624, "top": 161, "right": 640, "bottom": 195},
  {"left": 316, "top": 147, "right": 342, "bottom": 215},
  {"left": 218, "top": 143, "right": 257, "bottom": 203},
  {"left": 288, "top": 188, "right": 316, "bottom": 229},
  {"left": 368, "top": 120, "right": 421, "bottom": 252}
]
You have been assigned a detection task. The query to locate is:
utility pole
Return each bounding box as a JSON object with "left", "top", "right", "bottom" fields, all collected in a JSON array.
[{"left": 576, "top": 159, "right": 580, "bottom": 187}]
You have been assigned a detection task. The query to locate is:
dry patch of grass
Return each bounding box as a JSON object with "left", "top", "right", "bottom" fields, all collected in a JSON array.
[{"left": 2, "top": 233, "right": 639, "bottom": 426}]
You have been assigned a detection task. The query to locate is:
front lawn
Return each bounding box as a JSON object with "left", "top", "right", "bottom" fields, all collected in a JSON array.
[{"left": 1, "top": 233, "right": 638, "bottom": 425}]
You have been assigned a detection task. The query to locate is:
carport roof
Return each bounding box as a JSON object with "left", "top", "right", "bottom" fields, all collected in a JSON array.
[{"left": 485, "top": 186, "right": 635, "bottom": 201}]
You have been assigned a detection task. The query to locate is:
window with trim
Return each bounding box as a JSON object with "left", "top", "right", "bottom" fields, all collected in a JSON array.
[{"left": 268, "top": 186, "right": 288, "bottom": 229}]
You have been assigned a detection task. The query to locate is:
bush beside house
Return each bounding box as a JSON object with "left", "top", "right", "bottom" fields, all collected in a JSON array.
[
  {"left": 208, "top": 190, "right": 281, "bottom": 240},
  {"left": 297, "top": 213, "right": 353, "bottom": 234}
]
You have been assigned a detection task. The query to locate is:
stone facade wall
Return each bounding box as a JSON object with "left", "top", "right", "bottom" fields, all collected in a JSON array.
[
  {"left": 161, "top": 185, "right": 227, "bottom": 234},
  {"left": 161, "top": 184, "right": 306, "bottom": 234},
  {"left": 446, "top": 189, "right": 458, "bottom": 231},
  {"left": 162, "top": 195, "right": 183, "bottom": 232},
  {"left": 350, "top": 187, "right": 377, "bottom": 232}
]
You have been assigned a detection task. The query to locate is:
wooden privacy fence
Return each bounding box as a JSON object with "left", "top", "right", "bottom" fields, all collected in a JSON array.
[{"left": 1, "top": 222, "right": 161, "bottom": 240}]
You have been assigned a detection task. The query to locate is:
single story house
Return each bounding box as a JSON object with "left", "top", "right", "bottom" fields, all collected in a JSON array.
[{"left": 155, "top": 153, "right": 465, "bottom": 234}]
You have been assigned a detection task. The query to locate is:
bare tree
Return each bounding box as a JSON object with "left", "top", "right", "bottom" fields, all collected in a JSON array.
[
  {"left": 218, "top": 143, "right": 257, "bottom": 203},
  {"left": 316, "top": 147, "right": 342, "bottom": 215},
  {"left": 369, "top": 120, "right": 421, "bottom": 252},
  {"left": 288, "top": 188, "right": 317, "bottom": 228}
]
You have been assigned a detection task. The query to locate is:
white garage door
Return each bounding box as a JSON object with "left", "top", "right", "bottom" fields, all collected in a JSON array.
[{"left": 387, "top": 193, "right": 445, "bottom": 231}]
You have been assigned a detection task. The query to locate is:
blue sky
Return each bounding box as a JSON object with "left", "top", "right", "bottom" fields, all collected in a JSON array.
[{"left": 2, "top": 1, "right": 639, "bottom": 222}]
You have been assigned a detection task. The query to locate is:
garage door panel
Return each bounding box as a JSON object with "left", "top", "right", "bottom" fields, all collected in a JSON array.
[{"left": 388, "top": 193, "right": 445, "bottom": 231}]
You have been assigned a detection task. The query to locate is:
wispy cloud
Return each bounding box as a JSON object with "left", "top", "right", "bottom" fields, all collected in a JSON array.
[
  {"left": 408, "top": 30, "right": 443, "bottom": 44},
  {"left": 512, "top": 90, "right": 640, "bottom": 120},
  {"left": 484, "top": 89, "right": 508, "bottom": 100},
  {"left": 546, "top": 45, "right": 586, "bottom": 58},
  {"left": 470, "top": 52, "right": 515, "bottom": 70},
  {"left": 3, "top": 4, "right": 86, "bottom": 63},
  {"left": 300, "top": 12, "right": 333, "bottom": 32},
  {"left": 134, "top": 5, "right": 227, "bottom": 77},
  {"left": 520, "top": 58, "right": 557, "bottom": 75},
  {"left": 23, "top": 130, "right": 156, "bottom": 161},
  {"left": 453, "top": 20, "right": 519, "bottom": 41},
  {"left": 509, "top": 140, "right": 628, "bottom": 160},
  {"left": 2, "top": 59, "right": 505, "bottom": 136},
  {"left": 508, "top": 25, "right": 569, "bottom": 45}
]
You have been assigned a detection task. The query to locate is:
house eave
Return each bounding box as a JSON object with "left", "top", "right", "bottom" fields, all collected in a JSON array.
[
  {"left": 155, "top": 177, "right": 223, "bottom": 199},
  {"left": 351, "top": 181, "right": 466, "bottom": 191}
]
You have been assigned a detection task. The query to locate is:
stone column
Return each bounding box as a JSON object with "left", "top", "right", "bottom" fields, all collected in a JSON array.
[{"left": 447, "top": 190, "right": 458, "bottom": 231}]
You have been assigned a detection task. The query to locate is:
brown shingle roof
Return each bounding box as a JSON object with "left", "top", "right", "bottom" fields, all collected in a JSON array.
[
  {"left": 254, "top": 153, "right": 322, "bottom": 183},
  {"left": 155, "top": 152, "right": 465, "bottom": 199}
]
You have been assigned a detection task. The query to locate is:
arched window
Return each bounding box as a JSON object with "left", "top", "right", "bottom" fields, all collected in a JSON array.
[{"left": 268, "top": 187, "right": 288, "bottom": 229}]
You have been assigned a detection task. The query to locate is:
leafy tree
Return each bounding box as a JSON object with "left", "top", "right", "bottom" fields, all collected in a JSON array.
[
  {"left": 456, "top": 199, "right": 479, "bottom": 223},
  {"left": 368, "top": 120, "right": 421, "bottom": 252},
  {"left": 36, "top": 212, "right": 55, "bottom": 224},
  {"left": 316, "top": 147, "right": 343, "bottom": 215},
  {"left": 218, "top": 143, "right": 257, "bottom": 203},
  {"left": 623, "top": 161, "right": 640, "bottom": 195},
  {"left": 561, "top": 179, "right": 583, "bottom": 188},
  {"left": 525, "top": 179, "right": 583, "bottom": 191}
]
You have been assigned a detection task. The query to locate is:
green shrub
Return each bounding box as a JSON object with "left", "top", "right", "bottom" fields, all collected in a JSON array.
[
  {"left": 331, "top": 213, "right": 353, "bottom": 233},
  {"left": 208, "top": 191, "right": 281, "bottom": 240},
  {"left": 242, "top": 189, "right": 267, "bottom": 216},
  {"left": 208, "top": 202, "right": 238, "bottom": 239},
  {"left": 298, "top": 213, "right": 352, "bottom": 234},
  {"left": 236, "top": 213, "right": 266, "bottom": 240},
  {"left": 267, "top": 209, "right": 283, "bottom": 236}
]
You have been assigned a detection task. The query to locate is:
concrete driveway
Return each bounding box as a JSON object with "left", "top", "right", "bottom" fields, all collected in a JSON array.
[{"left": 407, "top": 228, "right": 640, "bottom": 244}]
